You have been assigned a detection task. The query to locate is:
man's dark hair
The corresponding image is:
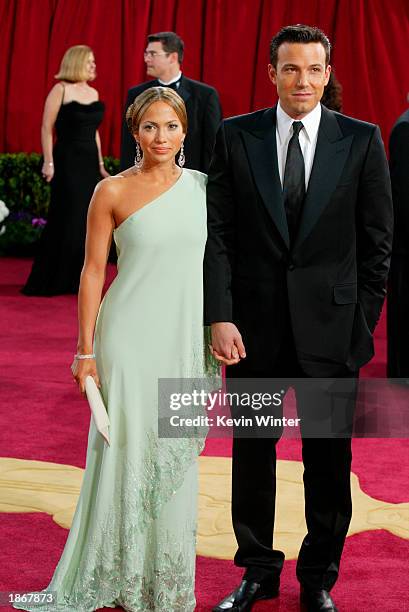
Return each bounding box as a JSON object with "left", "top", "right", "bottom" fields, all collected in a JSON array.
[
  {"left": 147, "top": 31, "right": 184, "bottom": 64},
  {"left": 270, "top": 24, "right": 331, "bottom": 68},
  {"left": 321, "top": 71, "right": 343, "bottom": 112}
]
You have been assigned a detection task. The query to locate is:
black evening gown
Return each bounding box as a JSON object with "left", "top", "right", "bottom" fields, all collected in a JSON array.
[{"left": 22, "top": 101, "right": 105, "bottom": 296}]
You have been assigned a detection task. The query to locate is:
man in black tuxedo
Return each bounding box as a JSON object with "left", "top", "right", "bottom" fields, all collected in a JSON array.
[
  {"left": 204, "top": 25, "right": 393, "bottom": 612},
  {"left": 120, "top": 31, "right": 222, "bottom": 172},
  {"left": 387, "top": 104, "right": 409, "bottom": 379}
]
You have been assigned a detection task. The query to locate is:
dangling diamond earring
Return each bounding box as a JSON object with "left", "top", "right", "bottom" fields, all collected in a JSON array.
[
  {"left": 178, "top": 142, "right": 185, "bottom": 168},
  {"left": 134, "top": 142, "right": 143, "bottom": 170}
]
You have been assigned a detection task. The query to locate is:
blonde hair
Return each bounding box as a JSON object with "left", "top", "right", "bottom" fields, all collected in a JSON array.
[
  {"left": 55, "top": 45, "right": 94, "bottom": 82},
  {"left": 126, "top": 87, "right": 188, "bottom": 135}
]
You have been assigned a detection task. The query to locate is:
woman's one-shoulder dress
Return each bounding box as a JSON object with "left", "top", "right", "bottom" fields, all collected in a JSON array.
[{"left": 14, "top": 168, "right": 210, "bottom": 611}]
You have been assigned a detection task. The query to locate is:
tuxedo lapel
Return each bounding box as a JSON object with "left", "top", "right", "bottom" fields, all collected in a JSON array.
[
  {"left": 242, "top": 107, "right": 290, "bottom": 249},
  {"left": 176, "top": 75, "right": 191, "bottom": 103},
  {"left": 293, "top": 107, "right": 353, "bottom": 251}
]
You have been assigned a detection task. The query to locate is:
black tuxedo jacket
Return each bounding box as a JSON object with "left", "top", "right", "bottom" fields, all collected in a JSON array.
[
  {"left": 389, "top": 108, "right": 409, "bottom": 256},
  {"left": 204, "top": 105, "right": 393, "bottom": 375},
  {"left": 120, "top": 75, "right": 222, "bottom": 173}
]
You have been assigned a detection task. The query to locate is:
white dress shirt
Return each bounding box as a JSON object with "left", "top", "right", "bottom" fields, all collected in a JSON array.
[
  {"left": 276, "top": 101, "right": 322, "bottom": 190},
  {"left": 158, "top": 71, "right": 182, "bottom": 87}
]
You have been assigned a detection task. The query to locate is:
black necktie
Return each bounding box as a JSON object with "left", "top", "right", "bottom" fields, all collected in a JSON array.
[{"left": 283, "top": 121, "right": 305, "bottom": 244}]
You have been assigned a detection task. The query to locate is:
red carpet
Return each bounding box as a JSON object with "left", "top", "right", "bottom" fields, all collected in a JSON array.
[{"left": 1, "top": 257, "right": 408, "bottom": 611}]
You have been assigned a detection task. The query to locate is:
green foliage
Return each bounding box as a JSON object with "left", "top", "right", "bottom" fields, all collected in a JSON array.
[
  {"left": 0, "top": 153, "right": 50, "bottom": 217},
  {"left": 0, "top": 153, "right": 120, "bottom": 256},
  {"left": 103, "top": 157, "right": 120, "bottom": 176},
  {"left": 0, "top": 217, "right": 43, "bottom": 257}
]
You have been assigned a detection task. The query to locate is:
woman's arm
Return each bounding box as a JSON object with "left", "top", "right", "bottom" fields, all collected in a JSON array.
[
  {"left": 72, "top": 179, "right": 117, "bottom": 393},
  {"left": 41, "top": 83, "right": 64, "bottom": 182},
  {"left": 95, "top": 130, "right": 110, "bottom": 178}
]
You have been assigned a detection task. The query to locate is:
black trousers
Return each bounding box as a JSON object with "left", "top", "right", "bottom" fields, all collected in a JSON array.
[{"left": 226, "top": 334, "right": 358, "bottom": 591}]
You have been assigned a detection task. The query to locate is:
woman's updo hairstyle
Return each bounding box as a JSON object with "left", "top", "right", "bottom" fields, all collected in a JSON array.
[{"left": 126, "top": 86, "right": 188, "bottom": 135}]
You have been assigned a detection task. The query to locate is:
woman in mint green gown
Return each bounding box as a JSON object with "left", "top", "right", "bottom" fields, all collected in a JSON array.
[{"left": 14, "top": 87, "right": 214, "bottom": 612}]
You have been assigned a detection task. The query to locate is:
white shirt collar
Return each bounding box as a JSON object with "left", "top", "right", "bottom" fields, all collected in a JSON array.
[
  {"left": 158, "top": 71, "right": 182, "bottom": 86},
  {"left": 276, "top": 101, "right": 321, "bottom": 143}
]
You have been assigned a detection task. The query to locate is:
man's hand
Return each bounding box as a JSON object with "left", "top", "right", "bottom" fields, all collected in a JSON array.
[{"left": 210, "top": 322, "right": 246, "bottom": 366}]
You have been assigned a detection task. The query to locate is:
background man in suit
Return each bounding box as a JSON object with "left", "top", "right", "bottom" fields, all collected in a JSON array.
[
  {"left": 120, "top": 31, "right": 222, "bottom": 172},
  {"left": 387, "top": 102, "right": 409, "bottom": 379},
  {"left": 205, "top": 25, "right": 393, "bottom": 612}
]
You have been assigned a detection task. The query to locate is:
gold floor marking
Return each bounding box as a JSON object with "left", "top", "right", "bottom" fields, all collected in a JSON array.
[{"left": 0, "top": 456, "right": 408, "bottom": 560}]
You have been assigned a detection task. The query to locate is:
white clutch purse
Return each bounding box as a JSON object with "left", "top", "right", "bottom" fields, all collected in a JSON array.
[{"left": 85, "top": 375, "right": 110, "bottom": 445}]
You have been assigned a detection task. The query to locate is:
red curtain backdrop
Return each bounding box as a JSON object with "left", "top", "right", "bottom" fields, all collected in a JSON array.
[{"left": 1, "top": 0, "right": 408, "bottom": 158}]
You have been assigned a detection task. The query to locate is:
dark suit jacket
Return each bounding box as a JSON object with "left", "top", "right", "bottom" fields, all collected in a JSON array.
[
  {"left": 204, "top": 105, "right": 393, "bottom": 375},
  {"left": 389, "top": 109, "right": 409, "bottom": 256},
  {"left": 120, "top": 75, "right": 222, "bottom": 173}
]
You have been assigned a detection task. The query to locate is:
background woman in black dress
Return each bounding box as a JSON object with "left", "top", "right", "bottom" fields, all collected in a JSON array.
[{"left": 23, "top": 45, "right": 108, "bottom": 296}]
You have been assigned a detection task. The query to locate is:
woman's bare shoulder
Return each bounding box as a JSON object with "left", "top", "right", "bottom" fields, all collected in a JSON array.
[
  {"left": 94, "top": 175, "right": 123, "bottom": 192},
  {"left": 93, "top": 171, "right": 137, "bottom": 198},
  {"left": 50, "top": 81, "right": 65, "bottom": 92},
  {"left": 89, "top": 85, "right": 99, "bottom": 97},
  {"left": 47, "top": 82, "right": 65, "bottom": 99}
]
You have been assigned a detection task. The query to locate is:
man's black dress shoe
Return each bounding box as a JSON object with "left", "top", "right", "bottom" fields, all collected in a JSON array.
[
  {"left": 212, "top": 578, "right": 279, "bottom": 611},
  {"left": 300, "top": 587, "right": 338, "bottom": 611}
]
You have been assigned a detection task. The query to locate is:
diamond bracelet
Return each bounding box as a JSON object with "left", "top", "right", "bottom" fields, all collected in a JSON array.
[{"left": 74, "top": 353, "right": 96, "bottom": 360}]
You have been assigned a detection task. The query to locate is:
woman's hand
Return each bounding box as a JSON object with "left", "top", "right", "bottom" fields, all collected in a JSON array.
[
  {"left": 208, "top": 344, "right": 240, "bottom": 366},
  {"left": 42, "top": 162, "right": 54, "bottom": 182},
  {"left": 209, "top": 322, "right": 246, "bottom": 366},
  {"left": 99, "top": 164, "right": 111, "bottom": 179},
  {"left": 71, "top": 357, "right": 101, "bottom": 395}
]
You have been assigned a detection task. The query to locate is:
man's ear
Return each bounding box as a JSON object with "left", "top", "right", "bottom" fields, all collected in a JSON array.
[
  {"left": 324, "top": 64, "right": 332, "bottom": 86},
  {"left": 268, "top": 64, "right": 277, "bottom": 85}
]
